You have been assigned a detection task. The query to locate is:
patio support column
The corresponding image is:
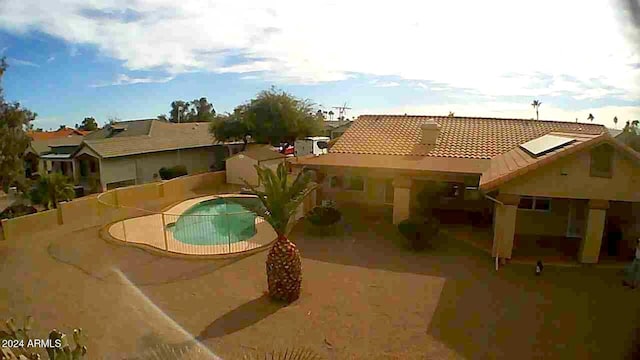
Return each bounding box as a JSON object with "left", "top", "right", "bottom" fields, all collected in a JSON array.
[
  {"left": 392, "top": 176, "right": 412, "bottom": 224},
  {"left": 492, "top": 194, "right": 520, "bottom": 259},
  {"left": 579, "top": 199, "right": 609, "bottom": 264},
  {"left": 315, "top": 172, "right": 326, "bottom": 205}
]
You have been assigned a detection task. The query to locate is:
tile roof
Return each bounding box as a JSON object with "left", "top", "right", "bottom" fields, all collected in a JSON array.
[
  {"left": 83, "top": 119, "right": 154, "bottom": 140},
  {"left": 330, "top": 115, "right": 605, "bottom": 159},
  {"left": 27, "top": 128, "right": 89, "bottom": 141},
  {"left": 82, "top": 120, "right": 236, "bottom": 158},
  {"left": 480, "top": 132, "right": 602, "bottom": 190}
]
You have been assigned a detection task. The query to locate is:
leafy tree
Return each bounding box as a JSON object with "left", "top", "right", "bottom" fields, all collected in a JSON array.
[
  {"left": 58, "top": 124, "right": 66, "bottom": 130},
  {"left": 588, "top": 113, "right": 595, "bottom": 122},
  {"left": 209, "top": 88, "right": 323, "bottom": 152},
  {"left": 614, "top": 116, "right": 619, "bottom": 129},
  {"left": 157, "top": 114, "right": 169, "bottom": 122},
  {"left": 621, "top": 120, "right": 640, "bottom": 152},
  {"left": 531, "top": 100, "right": 542, "bottom": 120},
  {"left": 209, "top": 111, "right": 250, "bottom": 150},
  {"left": 168, "top": 100, "right": 191, "bottom": 123},
  {"left": 0, "top": 57, "right": 37, "bottom": 192},
  {"left": 30, "top": 172, "right": 75, "bottom": 209},
  {"left": 77, "top": 117, "right": 98, "bottom": 131},
  {"left": 235, "top": 163, "right": 315, "bottom": 303},
  {"left": 190, "top": 97, "right": 216, "bottom": 122}
]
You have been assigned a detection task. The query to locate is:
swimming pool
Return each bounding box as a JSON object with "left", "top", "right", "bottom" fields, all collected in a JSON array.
[{"left": 170, "top": 197, "right": 263, "bottom": 246}]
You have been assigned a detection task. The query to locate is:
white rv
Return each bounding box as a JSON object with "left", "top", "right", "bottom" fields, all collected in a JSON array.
[{"left": 294, "top": 136, "right": 330, "bottom": 157}]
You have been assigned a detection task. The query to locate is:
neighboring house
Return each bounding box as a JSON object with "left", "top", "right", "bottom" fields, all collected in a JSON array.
[
  {"left": 24, "top": 135, "right": 85, "bottom": 179},
  {"left": 225, "top": 144, "right": 286, "bottom": 186},
  {"left": 323, "top": 120, "right": 353, "bottom": 139},
  {"left": 27, "top": 127, "right": 90, "bottom": 141},
  {"left": 293, "top": 115, "right": 640, "bottom": 264},
  {"left": 75, "top": 119, "right": 244, "bottom": 191}
]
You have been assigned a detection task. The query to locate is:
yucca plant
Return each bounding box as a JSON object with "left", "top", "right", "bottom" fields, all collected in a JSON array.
[
  {"left": 235, "top": 162, "right": 315, "bottom": 303},
  {"left": 30, "top": 173, "right": 75, "bottom": 209}
]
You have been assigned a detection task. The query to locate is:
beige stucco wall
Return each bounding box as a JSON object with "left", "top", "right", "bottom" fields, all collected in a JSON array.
[
  {"left": 515, "top": 198, "right": 571, "bottom": 237},
  {"left": 322, "top": 174, "right": 389, "bottom": 206},
  {"left": 59, "top": 196, "right": 102, "bottom": 231},
  {"left": 100, "top": 157, "right": 137, "bottom": 189},
  {"left": 100, "top": 147, "right": 218, "bottom": 189},
  {"left": 500, "top": 148, "right": 640, "bottom": 202},
  {"left": 226, "top": 155, "right": 259, "bottom": 186},
  {"left": 1, "top": 209, "right": 60, "bottom": 240}
]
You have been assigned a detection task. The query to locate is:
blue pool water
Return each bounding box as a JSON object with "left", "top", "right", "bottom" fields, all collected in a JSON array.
[{"left": 171, "top": 197, "right": 262, "bottom": 245}]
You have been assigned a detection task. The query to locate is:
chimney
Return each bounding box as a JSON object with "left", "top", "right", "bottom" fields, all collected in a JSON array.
[{"left": 421, "top": 119, "right": 440, "bottom": 146}]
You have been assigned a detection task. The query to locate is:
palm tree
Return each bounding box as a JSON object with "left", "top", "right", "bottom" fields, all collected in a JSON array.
[
  {"left": 614, "top": 116, "right": 619, "bottom": 129},
  {"left": 531, "top": 100, "right": 542, "bottom": 120},
  {"left": 31, "top": 173, "right": 75, "bottom": 209},
  {"left": 588, "top": 113, "right": 595, "bottom": 122},
  {"left": 238, "top": 163, "right": 315, "bottom": 303}
]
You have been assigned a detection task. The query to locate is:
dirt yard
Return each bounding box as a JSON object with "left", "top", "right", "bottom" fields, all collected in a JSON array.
[{"left": 1, "top": 208, "right": 639, "bottom": 359}]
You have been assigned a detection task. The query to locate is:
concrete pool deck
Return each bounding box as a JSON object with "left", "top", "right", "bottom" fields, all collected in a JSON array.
[{"left": 107, "top": 194, "right": 277, "bottom": 257}]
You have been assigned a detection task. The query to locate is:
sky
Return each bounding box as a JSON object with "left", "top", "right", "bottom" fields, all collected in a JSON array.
[{"left": 0, "top": 0, "right": 639, "bottom": 131}]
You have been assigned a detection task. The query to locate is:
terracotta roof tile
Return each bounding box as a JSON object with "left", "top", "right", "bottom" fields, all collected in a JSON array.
[{"left": 331, "top": 115, "right": 605, "bottom": 159}]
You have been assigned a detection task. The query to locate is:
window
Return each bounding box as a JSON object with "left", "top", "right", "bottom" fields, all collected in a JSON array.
[
  {"left": 518, "top": 196, "right": 551, "bottom": 211},
  {"left": 590, "top": 144, "right": 614, "bottom": 178},
  {"left": 345, "top": 176, "right": 364, "bottom": 191},
  {"left": 329, "top": 176, "right": 342, "bottom": 188}
]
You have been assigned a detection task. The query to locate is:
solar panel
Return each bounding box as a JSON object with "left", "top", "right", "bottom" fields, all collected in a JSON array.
[{"left": 519, "top": 134, "right": 576, "bottom": 157}]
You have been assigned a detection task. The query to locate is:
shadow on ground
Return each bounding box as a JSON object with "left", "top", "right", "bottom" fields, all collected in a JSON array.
[
  {"left": 292, "top": 207, "right": 640, "bottom": 360},
  {"left": 197, "top": 295, "right": 284, "bottom": 340}
]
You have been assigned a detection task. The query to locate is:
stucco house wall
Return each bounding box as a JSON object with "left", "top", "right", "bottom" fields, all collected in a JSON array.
[
  {"left": 515, "top": 198, "right": 572, "bottom": 237},
  {"left": 499, "top": 147, "right": 640, "bottom": 202},
  {"left": 226, "top": 155, "right": 259, "bottom": 186}
]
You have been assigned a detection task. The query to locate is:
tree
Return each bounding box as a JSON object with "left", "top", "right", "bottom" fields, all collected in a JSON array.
[
  {"left": 30, "top": 172, "right": 75, "bottom": 209},
  {"left": 614, "top": 116, "right": 619, "bottom": 129},
  {"left": 209, "top": 111, "right": 250, "bottom": 150},
  {"left": 170, "top": 100, "right": 190, "bottom": 123},
  {"left": 236, "top": 163, "right": 315, "bottom": 303},
  {"left": 621, "top": 120, "right": 640, "bottom": 152},
  {"left": 209, "top": 87, "right": 323, "bottom": 152},
  {"left": 588, "top": 113, "right": 595, "bottom": 122},
  {"left": 157, "top": 114, "right": 169, "bottom": 122},
  {"left": 448, "top": 111, "right": 455, "bottom": 117},
  {"left": 189, "top": 97, "right": 216, "bottom": 122},
  {"left": 0, "top": 57, "right": 37, "bottom": 192},
  {"left": 531, "top": 100, "right": 542, "bottom": 120},
  {"left": 58, "top": 124, "right": 66, "bottom": 130},
  {"left": 77, "top": 117, "right": 98, "bottom": 131},
  {"left": 243, "top": 87, "right": 323, "bottom": 146}
]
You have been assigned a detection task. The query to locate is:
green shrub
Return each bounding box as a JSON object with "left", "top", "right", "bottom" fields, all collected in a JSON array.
[
  {"left": 0, "top": 204, "right": 37, "bottom": 220},
  {"left": 306, "top": 205, "right": 342, "bottom": 227},
  {"left": 397, "top": 217, "right": 439, "bottom": 251},
  {"left": 159, "top": 165, "right": 188, "bottom": 180}
]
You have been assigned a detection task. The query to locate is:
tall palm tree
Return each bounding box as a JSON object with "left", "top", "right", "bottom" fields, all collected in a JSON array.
[
  {"left": 588, "top": 113, "right": 595, "bottom": 122},
  {"left": 531, "top": 100, "right": 542, "bottom": 120},
  {"left": 614, "top": 116, "right": 619, "bottom": 129},
  {"left": 238, "top": 163, "right": 315, "bottom": 303},
  {"left": 32, "top": 173, "right": 75, "bottom": 209}
]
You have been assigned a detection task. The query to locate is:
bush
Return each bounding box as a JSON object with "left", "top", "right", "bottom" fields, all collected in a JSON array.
[
  {"left": 159, "top": 165, "right": 188, "bottom": 180},
  {"left": 397, "top": 217, "right": 440, "bottom": 251},
  {"left": 306, "top": 205, "right": 342, "bottom": 227},
  {"left": 0, "top": 204, "right": 37, "bottom": 220}
]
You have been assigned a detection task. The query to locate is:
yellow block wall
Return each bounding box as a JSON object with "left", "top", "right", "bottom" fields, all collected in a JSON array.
[
  {"left": 1, "top": 209, "right": 60, "bottom": 240},
  {"left": 2, "top": 171, "right": 228, "bottom": 241}
]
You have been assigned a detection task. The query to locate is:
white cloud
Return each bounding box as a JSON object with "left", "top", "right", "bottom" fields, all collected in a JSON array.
[
  {"left": 47, "top": 56, "right": 55, "bottom": 63},
  {"left": 90, "top": 73, "right": 174, "bottom": 87},
  {"left": 7, "top": 58, "right": 39, "bottom": 67},
  {"left": 0, "top": 0, "right": 639, "bottom": 100},
  {"left": 354, "top": 102, "right": 640, "bottom": 130},
  {"left": 374, "top": 81, "right": 400, "bottom": 88}
]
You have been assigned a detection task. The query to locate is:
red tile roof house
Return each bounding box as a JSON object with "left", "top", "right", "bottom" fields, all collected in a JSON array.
[{"left": 292, "top": 115, "right": 640, "bottom": 264}]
